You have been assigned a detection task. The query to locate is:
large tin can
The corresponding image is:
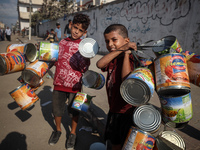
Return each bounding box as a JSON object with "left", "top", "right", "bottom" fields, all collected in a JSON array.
[
  {"left": 82, "top": 70, "right": 105, "bottom": 90},
  {"left": 122, "top": 126, "right": 156, "bottom": 150},
  {"left": 156, "top": 131, "right": 185, "bottom": 150},
  {"left": 38, "top": 42, "right": 59, "bottom": 61},
  {"left": 21, "top": 60, "right": 49, "bottom": 87},
  {"left": 0, "top": 51, "right": 26, "bottom": 75},
  {"left": 160, "top": 92, "right": 193, "bottom": 123},
  {"left": 133, "top": 105, "right": 161, "bottom": 133},
  {"left": 154, "top": 53, "right": 190, "bottom": 96},
  {"left": 9, "top": 84, "right": 39, "bottom": 110},
  {"left": 120, "top": 68, "right": 155, "bottom": 106},
  {"left": 152, "top": 36, "right": 182, "bottom": 57},
  {"left": 71, "top": 92, "right": 93, "bottom": 112},
  {"left": 7, "top": 43, "right": 37, "bottom": 62}
]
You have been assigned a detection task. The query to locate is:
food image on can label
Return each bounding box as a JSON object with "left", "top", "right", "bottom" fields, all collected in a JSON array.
[
  {"left": 160, "top": 93, "right": 193, "bottom": 123},
  {"left": 82, "top": 70, "right": 105, "bottom": 90},
  {"left": 120, "top": 68, "right": 155, "bottom": 106},
  {"left": 154, "top": 53, "right": 190, "bottom": 96},
  {"left": 71, "top": 92, "right": 93, "bottom": 112},
  {"left": 9, "top": 84, "right": 39, "bottom": 110},
  {"left": 39, "top": 42, "right": 59, "bottom": 61},
  {"left": 122, "top": 127, "right": 156, "bottom": 150}
]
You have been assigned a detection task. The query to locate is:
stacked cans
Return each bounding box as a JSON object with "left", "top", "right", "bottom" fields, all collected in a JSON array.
[{"left": 0, "top": 42, "right": 58, "bottom": 111}]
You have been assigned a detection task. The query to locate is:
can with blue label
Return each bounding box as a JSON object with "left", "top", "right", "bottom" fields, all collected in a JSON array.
[
  {"left": 120, "top": 68, "right": 155, "bottom": 106},
  {"left": 154, "top": 53, "right": 190, "bottom": 96}
]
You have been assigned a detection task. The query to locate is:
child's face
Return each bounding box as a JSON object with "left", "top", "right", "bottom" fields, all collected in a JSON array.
[
  {"left": 70, "top": 23, "right": 87, "bottom": 40},
  {"left": 104, "top": 30, "right": 129, "bottom": 52}
]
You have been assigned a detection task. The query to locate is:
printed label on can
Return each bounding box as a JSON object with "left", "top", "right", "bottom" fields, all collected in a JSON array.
[
  {"left": 39, "top": 42, "right": 59, "bottom": 61},
  {"left": 155, "top": 53, "right": 190, "bottom": 91},
  {"left": 72, "top": 92, "right": 92, "bottom": 112},
  {"left": 26, "top": 60, "right": 48, "bottom": 77},
  {"left": 160, "top": 93, "right": 193, "bottom": 123},
  {"left": 7, "top": 44, "right": 26, "bottom": 53},
  {"left": 127, "top": 68, "right": 155, "bottom": 96},
  {"left": 122, "top": 127, "right": 155, "bottom": 150},
  {"left": 10, "top": 84, "right": 39, "bottom": 110},
  {"left": 92, "top": 73, "right": 105, "bottom": 89},
  {"left": 171, "top": 39, "right": 182, "bottom": 53}
]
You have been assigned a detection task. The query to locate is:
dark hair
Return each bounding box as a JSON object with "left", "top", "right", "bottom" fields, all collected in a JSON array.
[
  {"left": 56, "top": 22, "right": 60, "bottom": 26},
  {"left": 104, "top": 24, "right": 128, "bottom": 38},
  {"left": 73, "top": 13, "right": 90, "bottom": 30},
  {"left": 69, "top": 19, "right": 72, "bottom": 22},
  {"left": 51, "top": 29, "right": 54, "bottom": 31}
]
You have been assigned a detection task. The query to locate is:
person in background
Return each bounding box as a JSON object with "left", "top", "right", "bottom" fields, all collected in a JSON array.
[
  {"left": 55, "top": 22, "right": 62, "bottom": 43},
  {"left": 64, "top": 19, "right": 72, "bottom": 38},
  {"left": 45, "top": 29, "right": 55, "bottom": 43},
  {"left": 48, "top": 13, "right": 90, "bottom": 150},
  {"left": 5, "top": 27, "right": 11, "bottom": 41},
  {"left": 96, "top": 24, "right": 137, "bottom": 150}
]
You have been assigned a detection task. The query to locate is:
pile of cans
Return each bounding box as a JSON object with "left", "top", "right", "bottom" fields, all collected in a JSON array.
[
  {"left": 0, "top": 42, "right": 59, "bottom": 110},
  {"left": 121, "top": 35, "right": 199, "bottom": 150}
]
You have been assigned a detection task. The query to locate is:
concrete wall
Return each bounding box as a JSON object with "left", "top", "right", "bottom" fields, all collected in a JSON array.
[{"left": 38, "top": 0, "right": 200, "bottom": 55}]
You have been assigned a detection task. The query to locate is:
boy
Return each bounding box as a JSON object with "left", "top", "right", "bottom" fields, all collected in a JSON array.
[
  {"left": 55, "top": 22, "right": 62, "bottom": 43},
  {"left": 45, "top": 29, "right": 55, "bottom": 43},
  {"left": 96, "top": 24, "right": 137, "bottom": 150},
  {"left": 48, "top": 13, "right": 90, "bottom": 150}
]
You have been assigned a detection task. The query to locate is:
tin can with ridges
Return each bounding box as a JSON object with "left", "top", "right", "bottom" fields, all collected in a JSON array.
[
  {"left": 160, "top": 92, "right": 193, "bottom": 123},
  {"left": 9, "top": 84, "right": 39, "bottom": 110},
  {"left": 82, "top": 70, "right": 105, "bottom": 90},
  {"left": 7, "top": 43, "right": 37, "bottom": 62},
  {"left": 120, "top": 67, "right": 155, "bottom": 106},
  {"left": 152, "top": 36, "right": 183, "bottom": 57},
  {"left": 0, "top": 51, "right": 26, "bottom": 75},
  {"left": 21, "top": 60, "right": 49, "bottom": 87},
  {"left": 122, "top": 126, "right": 156, "bottom": 150},
  {"left": 156, "top": 131, "right": 185, "bottom": 150},
  {"left": 154, "top": 53, "right": 190, "bottom": 96},
  {"left": 133, "top": 104, "right": 161, "bottom": 133}
]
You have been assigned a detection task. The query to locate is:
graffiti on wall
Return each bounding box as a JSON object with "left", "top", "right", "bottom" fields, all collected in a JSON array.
[{"left": 121, "top": 0, "right": 191, "bottom": 25}]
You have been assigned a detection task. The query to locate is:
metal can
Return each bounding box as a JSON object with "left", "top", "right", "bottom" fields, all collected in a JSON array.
[
  {"left": 156, "top": 131, "right": 185, "bottom": 150},
  {"left": 0, "top": 51, "right": 26, "bottom": 75},
  {"left": 38, "top": 42, "right": 59, "bottom": 61},
  {"left": 7, "top": 43, "right": 37, "bottom": 62},
  {"left": 9, "top": 84, "right": 39, "bottom": 110},
  {"left": 21, "top": 60, "right": 49, "bottom": 87},
  {"left": 122, "top": 126, "right": 156, "bottom": 150},
  {"left": 120, "top": 67, "right": 155, "bottom": 106},
  {"left": 82, "top": 70, "right": 105, "bottom": 90},
  {"left": 71, "top": 92, "right": 93, "bottom": 112},
  {"left": 154, "top": 53, "right": 190, "bottom": 96},
  {"left": 152, "top": 36, "right": 183, "bottom": 57},
  {"left": 133, "top": 104, "right": 161, "bottom": 133},
  {"left": 160, "top": 92, "right": 193, "bottom": 123}
]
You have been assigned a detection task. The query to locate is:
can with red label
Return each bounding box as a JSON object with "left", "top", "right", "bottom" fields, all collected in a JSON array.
[{"left": 154, "top": 53, "right": 190, "bottom": 96}]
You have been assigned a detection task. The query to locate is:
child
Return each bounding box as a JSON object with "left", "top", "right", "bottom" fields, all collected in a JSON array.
[
  {"left": 55, "top": 22, "right": 62, "bottom": 43},
  {"left": 45, "top": 29, "right": 55, "bottom": 43},
  {"left": 96, "top": 24, "right": 137, "bottom": 150},
  {"left": 48, "top": 13, "right": 90, "bottom": 150}
]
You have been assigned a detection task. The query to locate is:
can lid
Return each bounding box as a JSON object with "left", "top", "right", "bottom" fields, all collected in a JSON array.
[
  {"left": 25, "top": 43, "right": 37, "bottom": 62},
  {"left": 159, "top": 131, "right": 185, "bottom": 149},
  {"left": 0, "top": 55, "right": 7, "bottom": 75},
  {"left": 120, "top": 78, "right": 151, "bottom": 106},
  {"left": 82, "top": 70, "right": 98, "bottom": 88},
  {"left": 133, "top": 105, "right": 161, "bottom": 133},
  {"left": 21, "top": 69, "right": 41, "bottom": 87},
  {"left": 79, "top": 38, "right": 99, "bottom": 58}
]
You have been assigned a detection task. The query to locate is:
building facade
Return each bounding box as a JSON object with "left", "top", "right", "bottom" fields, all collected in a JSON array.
[{"left": 17, "top": 0, "right": 43, "bottom": 31}]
